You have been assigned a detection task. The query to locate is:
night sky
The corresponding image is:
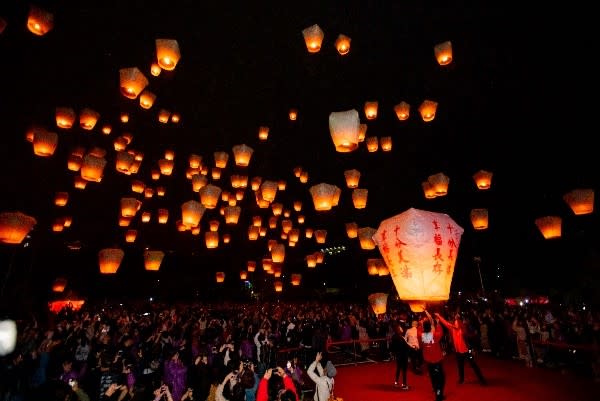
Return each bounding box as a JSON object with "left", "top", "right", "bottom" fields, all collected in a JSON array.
[{"left": 0, "top": 1, "right": 598, "bottom": 311}]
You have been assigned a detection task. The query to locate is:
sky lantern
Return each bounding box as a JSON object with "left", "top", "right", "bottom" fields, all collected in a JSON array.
[
  {"left": 427, "top": 172, "right": 449, "bottom": 196},
  {"left": 293, "top": 201, "right": 302, "bottom": 212},
  {"left": 181, "top": 200, "right": 205, "bottom": 228},
  {"left": 278, "top": 180, "right": 286, "bottom": 191},
  {"left": 314, "top": 229, "right": 327, "bottom": 244},
  {"left": 125, "top": 229, "right": 137, "bottom": 243},
  {"left": 300, "top": 171, "right": 309, "bottom": 184},
  {"left": 302, "top": 24, "right": 324, "bottom": 53},
  {"left": 214, "top": 151, "right": 229, "bottom": 168},
  {"left": 144, "top": 250, "right": 165, "bottom": 271},
  {"left": 274, "top": 280, "right": 283, "bottom": 292},
  {"left": 271, "top": 203, "right": 283, "bottom": 216},
  {"left": 144, "top": 188, "right": 154, "bottom": 199},
  {"left": 171, "top": 113, "right": 180, "bottom": 123},
  {"left": 310, "top": 183, "right": 340, "bottom": 211},
  {"left": 434, "top": 40, "right": 453, "bottom": 66},
  {"left": 205, "top": 232, "right": 219, "bottom": 248},
  {"left": 150, "top": 62, "right": 161, "bottom": 76},
  {"left": 335, "top": 34, "right": 351, "bottom": 55},
  {"left": 419, "top": 100, "right": 438, "bottom": 122},
  {"left": 247, "top": 261, "right": 256, "bottom": 272},
  {"left": 216, "top": 272, "right": 225, "bottom": 283},
  {"left": 535, "top": 216, "right": 562, "bottom": 239},
  {"left": 54, "top": 192, "right": 69, "bottom": 207},
  {"left": 291, "top": 274, "right": 302, "bottom": 286},
  {"left": 281, "top": 219, "right": 293, "bottom": 233},
  {"left": 119, "top": 67, "right": 148, "bottom": 99},
  {"left": 289, "top": 228, "right": 300, "bottom": 242},
  {"left": 209, "top": 219, "right": 220, "bottom": 232},
  {"left": 251, "top": 176, "right": 263, "bottom": 191},
  {"left": 73, "top": 176, "right": 87, "bottom": 190},
  {"left": 157, "top": 186, "right": 166, "bottom": 197},
  {"left": 32, "top": 130, "right": 58, "bottom": 157},
  {"left": 98, "top": 248, "right": 124, "bottom": 274},
  {"left": 79, "top": 108, "right": 100, "bottom": 130},
  {"left": 240, "top": 270, "right": 248, "bottom": 280},
  {"left": 51, "top": 218, "right": 64, "bottom": 232},
  {"left": 56, "top": 107, "right": 76, "bottom": 129},
  {"left": 139, "top": 90, "right": 156, "bottom": 109},
  {"left": 394, "top": 101, "right": 410, "bottom": 121},
  {"left": 211, "top": 167, "right": 222, "bottom": 180},
  {"left": 260, "top": 180, "right": 278, "bottom": 202},
  {"left": 472, "top": 169, "right": 493, "bottom": 190},
  {"left": 293, "top": 166, "right": 302, "bottom": 178},
  {"left": 224, "top": 206, "right": 241, "bottom": 224},
  {"left": 115, "top": 151, "right": 135, "bottom": 174},
  {"left": 0, "top": 212, "right": 37, "bottom": 244},
  {"left": 52, "top": 278, "right": 67, "bottom": 293},
  {"left": 470, "top": 208, "right": 489, "bottom": 230},
  {"left": 189, "top": 154, "right": 202, "bottom": 169},
  {"left": 27, "top": 5, "right": 53, "bottom": 36},
  {"left": 223, "top": 234, "right": 231, "bottom": 243},
  {"left": 120, "top": 197, "right": 142, "bottom": 217},
  {"left": 422, "top": 181, "right": 436, "bottom": 199},
  {"left": 158, "top": 159, "right": 174, "bottom": 176},
  {"left": 344, "top": 169, "right": 361, "bottom": 188},
  {"left": 329, "top": 109, "right": 360, "bottom": 152},
  {"left": 305, "top": 227, "right": 313, "bottom": 239},
  {"left": 346, "top": 222, "right": 358, "bottom": 238},
  {"left": 373, "top": 208, "right": 464, "bottom": 312},
  {"left": 380, "top": 136, "right": 392, "bottom": 151},
  {"left": 199, "top": 184, "right": 222, "bottom": 209},
  {"left": 192, "top": 175, "right": 208, "bottom": 192},
  {"left": 157, "top": 208, "right": 169, "bottom": 224},
  {"left": 358, "top": 123, "right": 367, "bottom": 142},
  {"left": 269, "top": 216, "right": 278, "bottom": 229},
  {"left": 158, "top": 109, "right": 171, "bottom": 123},
  {"left": 368, "top": 293, "right": 388, "bottom": 315},
  {"left": 258, "top": 126, "right": 269, "bottom": 141},
  {"left": 288, "top": 108, "right": 298, "bottom": 121},
  {"left": 101, "top": 125, "right": 112, "bottom": 135},
  {"left": 232, "top": 144, "right": 254, "bottom": 167},
  {"left": 563, "top": 188, "right": 594, "bottom": 215},
  {"left": 156, "top": 39, "right": 181, "bottom": 71},
  {"left": 131, "top": 180, "right": 145, "bottom": 193},
  {"left": 365, "top": 137, "right": 378, "bottom": 152},
  {"left": 367, "top": 259, "right": 379, "bottom": 275},
  {"left": 364, "top": 101, "right": 378, "bottom": 120},
  {"left": 358, "top": 227, "right": 376, "bottom": 249},
  {"left": 271, "top": 243, "right": 286, "bottom": 263},
  {"left": 352, "top": 188, "right": 368, "bottom": 209},
  {"left": 81, "top": 154, "right": 106, "bottom": 182},
  {"left": 248, "top": 225, "right": 259, "bottom": 240}
]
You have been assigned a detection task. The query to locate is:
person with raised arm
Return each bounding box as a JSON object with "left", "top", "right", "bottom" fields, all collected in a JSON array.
[{"left": 419, "top": 310, "right": 446, "bottom": 401}]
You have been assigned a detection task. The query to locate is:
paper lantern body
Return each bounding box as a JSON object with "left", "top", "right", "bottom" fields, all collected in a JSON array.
[
  {"left": 52, "top": 278, "right": 67, "bottom": 292},
  {"left": 302, "top": 24, "right": 324, "bottom": 53},
  {"left": 0, "top": 212, "right": 37, "bottom": 244},
  {"left": 156, "top": 39, "right": 180, "bottom": 71},
  {"left": 470, "top": 208, "right": 489, "bottom": 230},
  {"left": 473, "top": 170, "right": 493, "bottom": 190},
  {"left": 98, "top": 248, "right": 124, "bottom": 274},
  {"left": 535, "top": 216, "right": 562, "bottom": 239},
  {"left": 368, "top": 293, "right": 388, "bottom": 315},
  {"left": 373, "top": 208, "right": 464, "bottom": 312},
  {"left": 120, "top": 67, "right": 148, "bottom": 99},
  {"left": 335, "top": 34, "right": 351, "bottom": 55},
  {"left": 434, "top": 41, "right": 453, "bottom": 65},
  {"left": 144, "top": 250, "right": 165, "bottom": 271},
  {"left": 329, "top": 109, "right": 360, "bottom": 152},
  {"left": 563, "top": 189, "right": 594, "bottom": 215}
]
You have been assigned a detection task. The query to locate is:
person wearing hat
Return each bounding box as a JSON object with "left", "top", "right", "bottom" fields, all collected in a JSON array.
[{"left": 307, "top": 351, "right": 336, "bottom": 401}]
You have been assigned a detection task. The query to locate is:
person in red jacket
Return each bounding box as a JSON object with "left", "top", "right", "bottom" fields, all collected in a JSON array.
[
  {"left": 435, "top": 312, "right": 487, "bottom": 385},
  {"left": 420, "top": 310, "right": 446, "bottom": 401},
  {"left": 256, "top": 366, "right": 299, "bottom": 401}
]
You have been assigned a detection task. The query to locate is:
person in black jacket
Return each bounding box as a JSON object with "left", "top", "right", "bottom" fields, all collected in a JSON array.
[{"left": 390, "top": 322, "right": 410, "bottom": 390}]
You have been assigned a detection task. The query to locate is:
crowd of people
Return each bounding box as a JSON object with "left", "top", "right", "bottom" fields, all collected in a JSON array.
[{"left": 0, "top": 298, "right": 598, "bottom": 401}]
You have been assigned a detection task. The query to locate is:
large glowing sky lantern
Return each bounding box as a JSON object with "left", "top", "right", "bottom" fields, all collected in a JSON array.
[{"left": 373, "top": 208, "right": 464, "bottom": 312}]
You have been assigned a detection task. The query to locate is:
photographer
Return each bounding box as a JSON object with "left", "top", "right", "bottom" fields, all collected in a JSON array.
[{"left": 256, "top": 367, "right": 298, "bottom": 401}]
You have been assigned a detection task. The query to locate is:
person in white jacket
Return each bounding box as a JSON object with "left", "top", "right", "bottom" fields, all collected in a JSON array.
[{"left": 307, "top": 352, "right": 336, "bottom": 401}]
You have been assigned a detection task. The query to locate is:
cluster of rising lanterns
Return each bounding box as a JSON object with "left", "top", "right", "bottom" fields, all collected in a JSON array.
[{"left": 0, "top": 8, "right": 595, "bottom": 304}]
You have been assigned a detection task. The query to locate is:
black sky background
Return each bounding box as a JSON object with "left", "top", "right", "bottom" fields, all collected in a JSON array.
[{"left": 0, "top": 1, "right": 598, "bottom": 312}]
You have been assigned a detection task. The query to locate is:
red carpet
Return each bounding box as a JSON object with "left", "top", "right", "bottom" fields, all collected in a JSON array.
[{"left": 331, "top": 354, "right": 600, "bottom": 401}]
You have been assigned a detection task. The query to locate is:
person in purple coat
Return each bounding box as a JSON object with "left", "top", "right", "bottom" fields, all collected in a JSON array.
[{"left": 163, "top": 349, "right": 188, "bottom": 401}]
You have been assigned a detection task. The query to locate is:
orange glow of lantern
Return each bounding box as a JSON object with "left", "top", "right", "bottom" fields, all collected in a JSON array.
[
  {"left": 158, "top": 159, "right": 174, "bottom": 176},
  {"left": 139, "top": 90, "right": 156, "bottom": 109},
  {"left": 141, "top": 211, "right": 151, "bottom": 223},
  {"left": 365, "top": 137, "right": 378, "bottom": 152},
  {"left": 329, "top": 109, "right": 360, "bottom": 152},
  {"left": 422, "top": 181, "right": 436, "bottom": 199},
  {"left": 358, "top": 123, "right": 367, "bottom": 142},
  {"left": 120, "top": 197, "right": 142, "bottom": 218},
  {"left": 314, "top": 229, "right": 327, "bottom": 244},
  {"left": 157, "top": 186, "right": 165, "bottom": 197},
  {"left": 156, "top": 39, "right": 181, "bottom": 71},
  {"left": 52, "top": 278, "right": 67, "bottom": 293},
  {"left": 302, "top": 24, "right": 324, "bottom": 53},
  {"left": 232, "top": 144, "right": 254, "bottom": 167},
  {"left": 293, "top": 166, "right": 302, "bottom": 178},
  {"left": 419, "top": 100, "right": 438, "bottom": 122},
  {"left": 535, "top": 216, "right": 562, "bottom": 239},
  {"left": 171, "top": 113, "right": 180, "bottom": 123},
  {"left": 248, "top": 226, "right": 259, "bottom": 240},
  {"left": 192, "top": 175, "right": 208, "bottom": 192},
  {"left": 81, "top": 154, "right": 107, "bottom": 182},
  {"left": 79, "top": 108, "right": 100, "bottom": 130},
  {"left": 380, "top": 136, "right": 392, "bottom": 152},
  {"left": 247, "top": 261, "right": 256, "bottom": 272},
  {"left": 150, "top": 62, "right": 161, "bottom": 76},
  {"left": 158, "top": 109, "right": 171, "bottom": 123},
  {"left": 288, "top": 108, "right": 298, "bottom": 121},
  {"left": 189, "top": 154, "right": 202, "bottom": 169},
  {"left": 144, "top": 250, "right": 165, "bottom": 271},
  {"left": 299, "top": 171, "right": 309, "bottom": 184},
  {"left": 260, "top": 180, "right": 278, "bottom": 203},
  {"left": 181, "top": 200, "right": 205, "bottom": 228},
  {"left": 470, "top": 208, "right": 489, "bottom": 230},
  {"left": 335, "top": 34, "right": 351, "bottom": 55},
  {"left": 291, "top": 274, "right": 302, "bottom": 286},
  {"left": 278, "top": 180, "right": 286, "bottom": 191},
  {"left": 216, "top": 272, "right": 225, "bottom": 283},
  {"left": 271, "top": 244, "right": 286, "bottom": 263},
  {"left": 358, "top": 227, "right": 376, "bottom": 249},
  {"left": 258, "top": 126, "right": 269, "bottom": 141},
  {"left": 364, "top": 101, "right": 378, "bottom": 120},
  {"left": 373, "top": 208, "right": 464, "bottom": 312},
  {"left": 101, "top": 125, "right": 112, "bottom": 135},
  {"left": 563, "top": 188, "right": 594, "bottom": 215},
  {"left": 344, "top": 169, "right": 361, "bottom": 188},
  {"left": 125, "top": 229, "right": 137, "bottom": 243},
  {"left": 199, "top": 184, "right": 222, "bottom": 209},
  {"left": 56, "top": 107, "right": 76, "bottom": 129},
  {"left": 144, "top": 187, "right": 154, "bottom": 199},
  {"left": 310, "top": 183, "right": 340, "bottom": 211},
  {"left": 0, "top": 212, "right": 37, "bottom": 244},
  {"left": 131, "top": 180, "right": 145, "bottom": 193},
  {"left": 209, "top": 219, "right": 220, "bottom": 232},
  {"left": 306, "top": 254, "right": 317, "bottom": 268},
  {"left": 205, "top": 232, "right": 219, "bottom": 248},
  {"left": 240, "top": 270, "right": 248, "bottom": 280},
  {"left": 54, "top": 192, "right": 69, "bottom": 207},
  {"left": 214, "top": 151, "right": 229, "bottom": 168},
  {"left": 434, "top": 40, "right": 453, "bottom": 66},
  {"left": 224, "top": 206, "right": 241, "bottom": 224},
  {"left": 223, "top": 233, "right": 231, "bottom": 243},
  {"left": 73, "top": 176, "right": 87, "bottom": 190},
  {"left": 368, "top": 293, "right": 388, "bottom": 315},
  {"left": 211, "top": 167, "right": 221, "bottom": 180},
  {"left": 274, "top": 280, "right": 283, "bottom": 292},
  {"left": 394, "top": 101, "right": 410, "bottom": 121},
  {"left": 115, "top": 151, "right": 134, "bottom": 174},
  {"left": 52, "top": 218, "right": 64, "bottom": 232},
  {"left": 305, "top": 228, "right": 313, "bottom": 239},
  {"left": 268, "top": 216, "right": 278, "bottom": 229},
  {"left": 367, "top": 259, "right": 379, "bottom": 275},
  {"left": 98, "top": 248, "right": 124, "bottom": 274},
  {"left": 119, "top": 67, "right": 148, "bottom": 99},
  {"left": 352, "top": 188, "right": 368, "bottom": 209},
  {"left": 427, "top": 172, "right": 449, "bottom": 197},
  {"left": 151, "top": 169, "right": 160, "bottom": 180},
  {"left": 472, "top": 169, "right": 493, "bottom": 190},
  {"left": 345, "top": 222, "right": 358, "bottom": 238},
  {"left": 32, "top": 130, "right": 58, "bottom": 157},
  {"left": 27, "top": 5, "right": 53, "bottom": 36},
  {"left": 157, "top": 208, "right": 169, "bottom": 224}
]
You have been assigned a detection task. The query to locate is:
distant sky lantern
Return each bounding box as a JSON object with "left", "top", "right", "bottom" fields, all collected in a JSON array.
[
  {"left": 73, "top": 176, "right": 87, "bottom": 190},
  {"left": 394, "top": 101, "right": 411, "bottom": 121},
  {"left": 472, "top": 169, "right": 493, "bottom": 190},
  {"left": 115, "top": 151, "right": 135, "bottom": 174},
  {"left": 209, "top": 219, "right": 220, "bottom": 232},
  {"left": 157, "top": 208, "right": 169, "bottom": 224},
  {"left": 314, "top": 229, "right": 327, "bottom": 244},
  {"left": 378, "top": 264, "right": 390, "bottom": 276},
  {"left": 274, "top": 281, "right": 283, "bottom": 292},
  {"left": 315, "top": 251, "right": 324, "bottom": 264},
  {"left": 157, "top": 186, "right": 165, "bottom": 196},
  {"left": 131, "top": 180, "right": 145, "bottom": 193},
  {"left": 79, "top": 108, "right": 100, "bottom": 130},
  {"left": 158, "top": 159, "right": 174, "bottom": 176},
  {"left": 214, "top": 151, "right": 229, "bottom": 168},
  {"left": 422, "top": 181, "right": 436, "bottom": 199},
  {"left": 260, "top": 180, "right": 278, "bottom": 202},
  {"left": 344, "top": 169, "right": 360, "bottom": 188},
  {"left": 346, "top": 222, "right": 358, "bottom": 238},
  {"left": 293, "top": 166, "right": 302, "bottom": 178},
  {"left": 271, "top": 203, "right": 283, "bottom": 216},
  {"left": 144, "top": 250, "right": 165, "bottom": 271},
  {"left": 32, "top": 130, "right": 58, "bottom": 156},
  {"left": 187, "top": 154, "right": 201, "bottom": 169},
  {"left": 102, "top": 125, "right": 112, "bottom": 135},
  {"left": 54, "top": 192, "right": 69, "bottom": 207},
  {"left": 171, "top": 113, "right": 180, "bottom": 123},
  {"left": 156, "top": 38, "right": 181, "bottom": 71},
  {"left": 27, "top": 5, "right": 53, "bottom": 36},
  {"left": 271, "top": 244, "right": 286, "bottom": 263},
  {"left": 380, "top": 136, "right": 392, "bottom": 152},
  {"left": 352, "top": 188, "right": 368, "bottom": 209},
  {"left": 305, "top": 228, "right": 313, "bottom": 238},
  {"left": 434, "top": 40, "right": 453, "bottom": 66},
  {"left": 365, "top": 137, "right": 379, "bottom": 152},
  {"left": 150, "top": 62, "right": 161, "bottom": 76},
  {"left": 299, "top": 171, "right": 309, "bottom": 184},
  {"left": 205, "top": 231, "right": 219, "bottom": 248},
  {"left": 288, "top": 108, "right": 298, "bottom": 121},
  {"left": 62, "top": 216, "right": 72, "bottom": 228},
  {"left": 281, "top": 219, "right": 293, "bottom": 233},
  {"left": 80, "top": 154, "right": 106, "bottom": 182},
  {"left": 119, "top": 67, "right": 148, "bottom": 99},
  {"left": 291, "top": 274, "right": 302, "bottom": 286},
  {"left": 364, "top": 101, "right": 378, "bottom": 120},
  {"left": 358, "top": 123, "right": 367, "bottom": 142},
  {"left": 151, "top": 169, "right": 160, "bottom": 180},
  {"left": 255, "top": 192, "right": 270, "bottom": 209},
  {"left": 306, "top": 253, "right": 317, "bottom": 268},
  {"left": 199, "top": 184, "right": 222, "bottom": 209},
  {"left": 427, "top": 172, "right": 450, "bottom": 196},
  {"left": 192, "top": 174, "right": 207, "bottom": 192},
  {"left": 302, "top": 24, "right": 324, "bottom": 53},
  {"left": 262, "top": 258, "right": 273, "bottom": 272},
  {"left": 240, "top": 270, "right": 248, "bottom": 280},
  {"left": 52, "top": 278, "right": 67, "bottom": 293},
  {"left": 358, "top": 227, "right": 376, "bottom": 249},
  {"left": 98, "top": 248, "right": 124, "bottom": 274},
  {"left": 310, "top": 183, "right": 340, "bottom": 211},
  {"left": 367, "top": 259, "right": 379, "bottom": 275},
  {"left": 258, "top": 126, "right": 269, "bottom": 141},
  {"left": 211, "top": 167, "right": 222, "bottom": 180},
  {"left": 247, "top": 261, "right": 256, "bottom": 272},
  {"left": 216, "top": 272, "right": 225, "bottom": 283},
  {"left": 251, "top": 176, "right": 262, "bottom": 191},
  {"left": 368, "top": 293, "right": 388, "bottom": 315},
  {"left": 563, "top": 188, "right": 594, "bottom": 215},
  {"left": 224, "top": 206, "right": 241, "bottom": 224},
  {"left": 419, "top": 100, "right": 438, "bottom": 122},
  {"left": 335, "top": 34, "right": 351, "bottom": 55},
  {"left": 269, "top": 216, "right": 277, "bottom": 229},
  {"left": 535, "top": 216, "right": 562, "bottom": 239},
  {"left": 232, "top": 144, "right": 254, "bottom": 167},
  {"left": 470, "top": 208, "right": 489, "bottom": 230},
  {"left": 223, "top": 233, "right": 231, "bottom": 243},
  {"left": 278, "top": 180, "right": 286, "bottom": 191},
  {"left": 55, "top": 107, "right": 76, "bottom": 129},
  {"left": 0, "top": 212, "right": 37, "bottom": 244},
  {"left": 158, "top": 109, "right": 171, "bottom": 123},
  {"left": 181, "top": 200, "right": 205, "bottom": 228},
  {"left": 120, "top": 197, "right": 142, "bottom": 217},
  {"left": 289, "top": 228, "right": 300, "bottom": 242},
  {"left": 373, "top": 208, "right": 464, "bottom": 312},
  {"left": 329, "top": 109, "right": 360, "bottom": 152},
  {"left": 139, "top": 90, "right": 156, "bottom": 109},
  {"left": 125, "top": 229, "right": 137, "bottom": 243}
]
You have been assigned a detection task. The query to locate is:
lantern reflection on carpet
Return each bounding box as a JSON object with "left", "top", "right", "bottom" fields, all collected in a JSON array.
[
  {"left": 368, "top": 293, "right": 388, "bottom": 315},
  {"left": 329, "top": 109, "right": 360, "bottom": 152},
  {"left": 98, "top": 248, "right": 124, "bottom": 274},
  {"left": 535, "top": 216, "right": 562, "bottom": 239},
  {"left": 373, "top": 208, "right": 464, "bottom": 312},
  {"left": 302, "top": 24, "right": 324, "bottom": 53},
  {"left": 563, "top": 188, "right": 594, "bottom": 215},
  {"left": 144, "top": 250, "right": 165, "bottom": 271}
]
